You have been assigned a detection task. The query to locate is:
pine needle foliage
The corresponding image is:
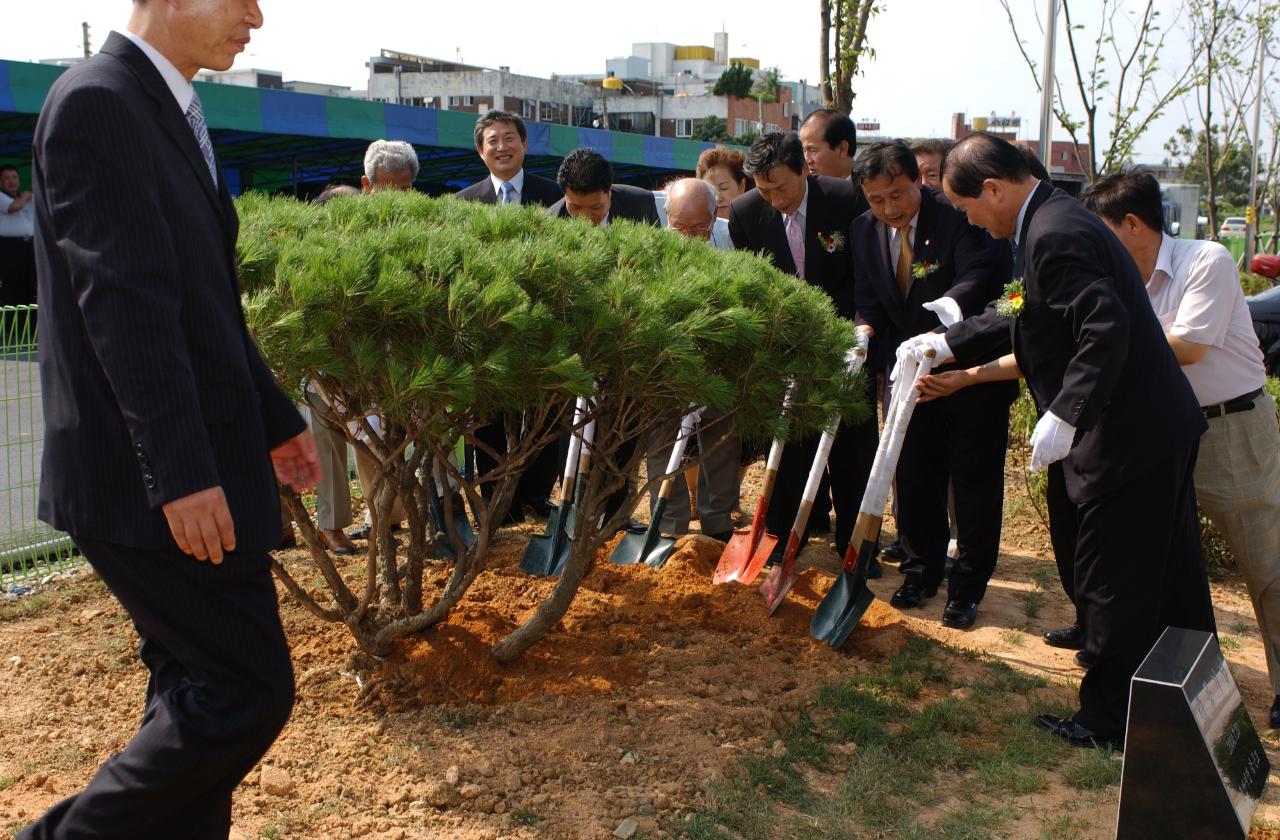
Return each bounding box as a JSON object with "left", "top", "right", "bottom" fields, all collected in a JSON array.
[{"left": 237, "top": 189, "right": 867, "bottom": 659}]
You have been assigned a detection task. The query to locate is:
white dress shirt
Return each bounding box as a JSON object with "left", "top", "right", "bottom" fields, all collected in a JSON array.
[
  {"left": 0, "top": 193, "right": 35, "bottom": 238},
  {"left": 122, "top": 31, "right": 194, "bottom": 114},
  {"left": 880, "top": 210, "right": 919, "bottom": 272},
  {"left": 1145, "top": 233, "right": 1266, "bottom": 406},
  {"left": 489, "top": 169, "right": 526, "bottom": 205}
]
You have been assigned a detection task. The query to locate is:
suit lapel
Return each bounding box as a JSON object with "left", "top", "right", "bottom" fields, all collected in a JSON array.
[
  {"left": 1015, "top": 180, "right": 1053, "bottom": 277},
  {"left": 102, "top": 34, "right": 228, "bottom": 232}
]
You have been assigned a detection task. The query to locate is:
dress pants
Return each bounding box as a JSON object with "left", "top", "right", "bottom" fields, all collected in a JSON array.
[
  {"left": 896, "top": 380, "right": 1016, "bottom": 603},
  {"left": 306, "top": 395, "right": 352, "bottom": 532},
  {"left": 1072, "top": 443, "right": 1217, "bottom": 737},
  {"left": 764, "top": 373, "right": 879, "bottom": 558},
  {"left": 644, "top": 411, "right": 741, "bottom": 536},
  {"left": 474, "top": 412, "right": 562, "bottom": 523},
  {"left": 0, "top": 235, "right": 37, "bottom": 307},
  {"left": 1046, "top": 461, "right": 1080, "bottom": 612},
  {"left": 20, "top": 537, "right": 295, "bottom": 840}
]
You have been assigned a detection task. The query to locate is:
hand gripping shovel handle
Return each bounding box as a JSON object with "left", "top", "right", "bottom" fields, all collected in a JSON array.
[
  {"left": 655, "top": 408, "right": 702, "bottom": 504},
  {"left": 844, "top": 348, "right": 935, "bottom": 572}
]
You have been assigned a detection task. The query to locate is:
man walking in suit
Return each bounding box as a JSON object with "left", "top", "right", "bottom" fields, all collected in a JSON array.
[
  {"left": 728, "top": 132, "right": 878, "bottom": 570},
  {"left": 23, "top": 2, "right": 321, "bottom": 837},
  {"left": 851, "top": 140, "right": 1015, "bottom": 629},
  {"left": 901, "top": 132, "right": 1214, "bottom": 748},
  {"left": 548, "top": 148, "right": 661, "bottom": 226},
  {"left": 457, "top": 111, "right": 562, "bottom": 524},
  {"left": 456, "top": 110, "right": 562, "bottom": 207}
]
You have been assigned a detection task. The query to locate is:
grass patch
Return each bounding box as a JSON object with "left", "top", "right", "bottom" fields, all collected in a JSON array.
[
  {"left": 510, "top": 807, "right": 543, "bottom": 826},
  {"left": 258, "top": 824, "right": 284, "bottom": 840},
  {"left": 0, "top": 774, "right": 18, "bottom": 791},
  {"left": 1064, "top": 747, "right": 1123, "bottom": 790},
  {"left": 1022, "top": 589, "right": 1044, "bottom": 621},
  {"left": 0, "top": 593, "right": 53, "bottom": 621},
  {"left": 1000, "top": 629, "right": 1026, "bottom": 647},
  {"left": 1219, "top": 634, "right": 1241, "bottom": 652},
  {"left": 678, "top": 633, "right": 1089, "bottom": 839}
]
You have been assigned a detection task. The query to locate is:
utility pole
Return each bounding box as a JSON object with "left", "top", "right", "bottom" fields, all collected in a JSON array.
[
  {"left": 1246, "top": 0, "right": 1265, "bottom": 267},
  {"left": 1037, "top": 0, "right": 1059, "bottom": 173},
  {"left": 82, "top": 22, "right": 92, "bottom": 59}
]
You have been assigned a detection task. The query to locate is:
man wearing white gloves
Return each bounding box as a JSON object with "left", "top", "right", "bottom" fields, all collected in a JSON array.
[
  {"left": 850, "top": 141, "right": 1016, "bottom": 629},
  {"left": 898, "top": 133, "right": 1214, "bottom": 751}
]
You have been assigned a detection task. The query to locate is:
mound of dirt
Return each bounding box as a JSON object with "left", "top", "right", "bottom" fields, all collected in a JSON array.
[{"left": 374, "top": 532, "right": 909, "bottom": 708}]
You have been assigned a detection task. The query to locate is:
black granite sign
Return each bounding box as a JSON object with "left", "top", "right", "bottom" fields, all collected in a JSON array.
[{"left": 1117, "top": 627, "right": 1269, "bottom": 839}]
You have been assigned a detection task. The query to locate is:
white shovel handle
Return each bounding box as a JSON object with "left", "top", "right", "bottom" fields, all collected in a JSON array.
[
  {"left": 859, "top": 350, "right": 935, "bottom": 516},
  {"left": 663, "top": 409, "right": 701, "bottom": 475},
  {"left": 561, "top": 397, "right": 588, "bottom": 484}
]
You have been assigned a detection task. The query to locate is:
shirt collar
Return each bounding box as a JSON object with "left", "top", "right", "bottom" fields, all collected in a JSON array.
[
  {"left": 122, "top": 30, "right": 195, "bottom": 114},
  {"left": 489, "top": 168, "right": 526, "bottom": 200},
  {"left": 1012, "top": 180, "right": 1040, "bottom": 248},
  {"left": 882, "top": 208, "right": 920, "bottom": 241},
  {"left": 1149, "top": 232, "right": 1177, "bottom": 289},
  {"left": 783, "top": 181, "right": 810, "bottom": 225}
]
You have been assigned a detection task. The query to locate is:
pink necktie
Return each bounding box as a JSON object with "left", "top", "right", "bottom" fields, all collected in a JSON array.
[{"left": 786, "top": 213, "right": 805, "bottom": 278}]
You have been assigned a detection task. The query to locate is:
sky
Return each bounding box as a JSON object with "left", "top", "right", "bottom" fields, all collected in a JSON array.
[{"left": 8, "top": 1, "right": 1250, "bottom": 166}]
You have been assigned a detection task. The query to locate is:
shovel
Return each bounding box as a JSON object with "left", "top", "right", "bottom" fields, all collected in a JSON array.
[
  {"left": 428, "top": 455, "right": 476, "bottom": 559},
  {"left": 610, "top": 408, "right": 702, "bottom": 568},
  {"left": 811, "top": 349, "right": 935, "bottom": 648},
  {"left": 712, "top": 386, "right": 797, "bottom": 585},
  {"left": 520, "top": 397, "right": 588, "bottom": 576},
  {"left": 759, "top": 347, "right": 866, "bottom": 614}
]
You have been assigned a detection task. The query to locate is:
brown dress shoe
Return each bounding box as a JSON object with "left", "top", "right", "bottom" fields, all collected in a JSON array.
[{"left": 319, "top": 528, "right": 358, "bottom": 555}]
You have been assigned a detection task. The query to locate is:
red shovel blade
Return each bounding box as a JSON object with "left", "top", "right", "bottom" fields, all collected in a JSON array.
[
  {"left": 759, "top": 530, "right": 801, "bottom": 614},
  {"left": 714, "top": 498, "right": 771, "bottom": 584}
]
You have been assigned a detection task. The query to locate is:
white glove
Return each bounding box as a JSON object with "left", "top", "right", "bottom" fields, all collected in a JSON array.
[
  {"left": 1029, "top": 410, "right": 1076, "bottom": 473},
  {"left": 890, "top": 332, "right": 954, "bottom": 382},
  {"left": 923, "top": 296, "right": 963, "bottom": 328},
  {"left": 855, "top": 328, "right": 871, "bottom": 353}
]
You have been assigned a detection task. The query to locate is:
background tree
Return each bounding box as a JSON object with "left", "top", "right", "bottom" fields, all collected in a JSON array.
[
  {"left": 748, "top": 67, "right": 782, "bottom": 134},
  {"left": 237, "top": 190, "right": 867, "bottom": 662},
  {"left": 691, "top": 116, "right": 733, "bottom": 144},
  {"left": 713, "top": 63, "right": 754, "bottom": 98},
  {"left": 819, "top": 0, "right": 879, "bottom": 112},
  {"left": 1000, "top": 0, "right": 1198, "bottom": 182},
  {"left": 1164, "top": 124, "right": 1255, "bottom": 206}
]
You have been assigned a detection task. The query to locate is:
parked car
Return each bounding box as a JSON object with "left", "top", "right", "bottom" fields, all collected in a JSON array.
[
  {"left": 1220, "top": 216, "right": 1248, "bottom": 237},
  {"left": 1249, "top": 284, "right": 1280, "bottom": 376}
]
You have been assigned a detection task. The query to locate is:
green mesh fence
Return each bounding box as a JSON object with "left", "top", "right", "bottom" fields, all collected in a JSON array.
[{"left": 0, "top": 305, "right": 78, "bottom": 589}]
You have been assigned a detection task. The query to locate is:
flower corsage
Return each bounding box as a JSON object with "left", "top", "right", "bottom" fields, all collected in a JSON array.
[
  {"left": 911, "top": 260, "right": 941, "bottom": 280},
  {"left": 817, "top": 231, "right": 846, "bottom": 253},
  {"left": 996, "top": 279, "right": 1026, "bottom": 318}
]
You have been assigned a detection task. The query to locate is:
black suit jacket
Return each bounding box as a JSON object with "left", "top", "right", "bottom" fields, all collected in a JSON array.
[
  {"left": 455, "top": 169, "right": 562, "bottom": 208},
  {"left": 851, "top": 186, "right": 1010, "bottom": 371},
  {"left": 728, "top": 174, "right": 863, "bottom": 319},
  {"left": 32, "top": 32, "right": 305, "bottom": 552},
  {"left": 547, "top": 183, "right": 661, "bottom": 226},
  {"left": 945, "top": 182, "right": 1206, "bottom": 502}
]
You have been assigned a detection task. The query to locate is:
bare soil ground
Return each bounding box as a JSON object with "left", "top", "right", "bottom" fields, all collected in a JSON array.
[{"left": 3, "top": 462, "right": 1279, "bottom": 839}]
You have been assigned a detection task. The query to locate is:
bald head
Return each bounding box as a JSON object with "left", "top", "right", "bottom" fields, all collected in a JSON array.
[{"left": 665, "top": 178, "right": 717, "bottom": 240}]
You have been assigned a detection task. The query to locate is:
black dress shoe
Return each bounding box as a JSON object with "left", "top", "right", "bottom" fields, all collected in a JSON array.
[
  {"left": 1043, "top": 624, "right": 1084, "bottom": 650},
  {"left": 941, "top": 600, "right": 978, "bottom": 629},
  {"left": 1034, "top": 713, "right": 1122, "bottom": 750},
  {"left": 1075, "top": 650, "right": 1096, "bottom": 669},
  {"left": 1270, "top": 696, "right": 1280, "bottom": 729},
  {"left": 526, "top": 497, "right": 555, "bottom": 519},
  {"left": 882, "top": 539, "right": 906, "bottom": 561},
  {"left": 867, "top": 556, "right": 883, "bottom": 579},
  {"left": 347, "top": 522, "right": 402, "bottom": 541},
  {"left": 890, "top": 581, "right": 938, "bottom": 609}
]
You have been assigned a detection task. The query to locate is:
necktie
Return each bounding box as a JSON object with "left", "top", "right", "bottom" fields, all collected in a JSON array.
[
  {"left": 184, "top": 92, "right": 218, "bottom": 187},
  {"left": 500, "top": 181, "right": 514, "bottom": 205},
  {"left": 895, "top": 224, "right": 913, "bottom": 298},
  {"left": 785, "top": 212, "right": 806, "bottom": 278}
]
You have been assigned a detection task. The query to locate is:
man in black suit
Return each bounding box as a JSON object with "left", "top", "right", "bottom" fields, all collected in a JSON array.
[
  {"left": 457, "top": 111, "right": 562, "bottom": 525},
  {"left": 23, "top": 3, "right": 321, "bottom": 837},
  {"left": 456, "top": 110, "right": 562, "bottom": 207},
  {"left": 728, "top": 132, "right": 877, "bottom": 568},
  {"left": 851, "top": 140, "right": 1016, "bottom": 629},
  {"left": 902, "top": 132, "right": 1214, "bottom": 748},
  {"left": 546, "top": 149, "right": 658, "bottom": 524},
  {"left": 798, "top": 108, "right": 859, "bottom": 184},
  {"left": 548, "top": 147, "right": 661, "bottom": 226}
]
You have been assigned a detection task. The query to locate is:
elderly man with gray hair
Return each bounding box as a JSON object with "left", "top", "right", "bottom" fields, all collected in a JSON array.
[
  {"left": 644, "top": 178, "right": 741, "bottom": 542},
  {"left": 361, "top": 139, "right": 419, "bottom": 193}
]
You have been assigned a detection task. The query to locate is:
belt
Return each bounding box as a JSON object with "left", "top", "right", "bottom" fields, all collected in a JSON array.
[{"left": 1202, "top": 387, "right": 1263, "bottom": 419}]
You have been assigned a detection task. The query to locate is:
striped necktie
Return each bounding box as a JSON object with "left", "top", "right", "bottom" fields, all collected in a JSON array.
[
  {"left": 500, "top": 181, "right": 514, "bottom": 204},
  {"left": 184, "top": 91, "right": 219, "bottom": 187}
]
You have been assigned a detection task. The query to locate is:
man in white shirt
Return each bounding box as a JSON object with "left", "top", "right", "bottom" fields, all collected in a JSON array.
[
  {"left": 646, "top": 178, "right": 741, "bottom": 541},
  {"left": 0, "top": 165, "right": 37, "bottom": 307},
  {"left": 1083, "top": 169, "right": 1280, "bottom": 727}
]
